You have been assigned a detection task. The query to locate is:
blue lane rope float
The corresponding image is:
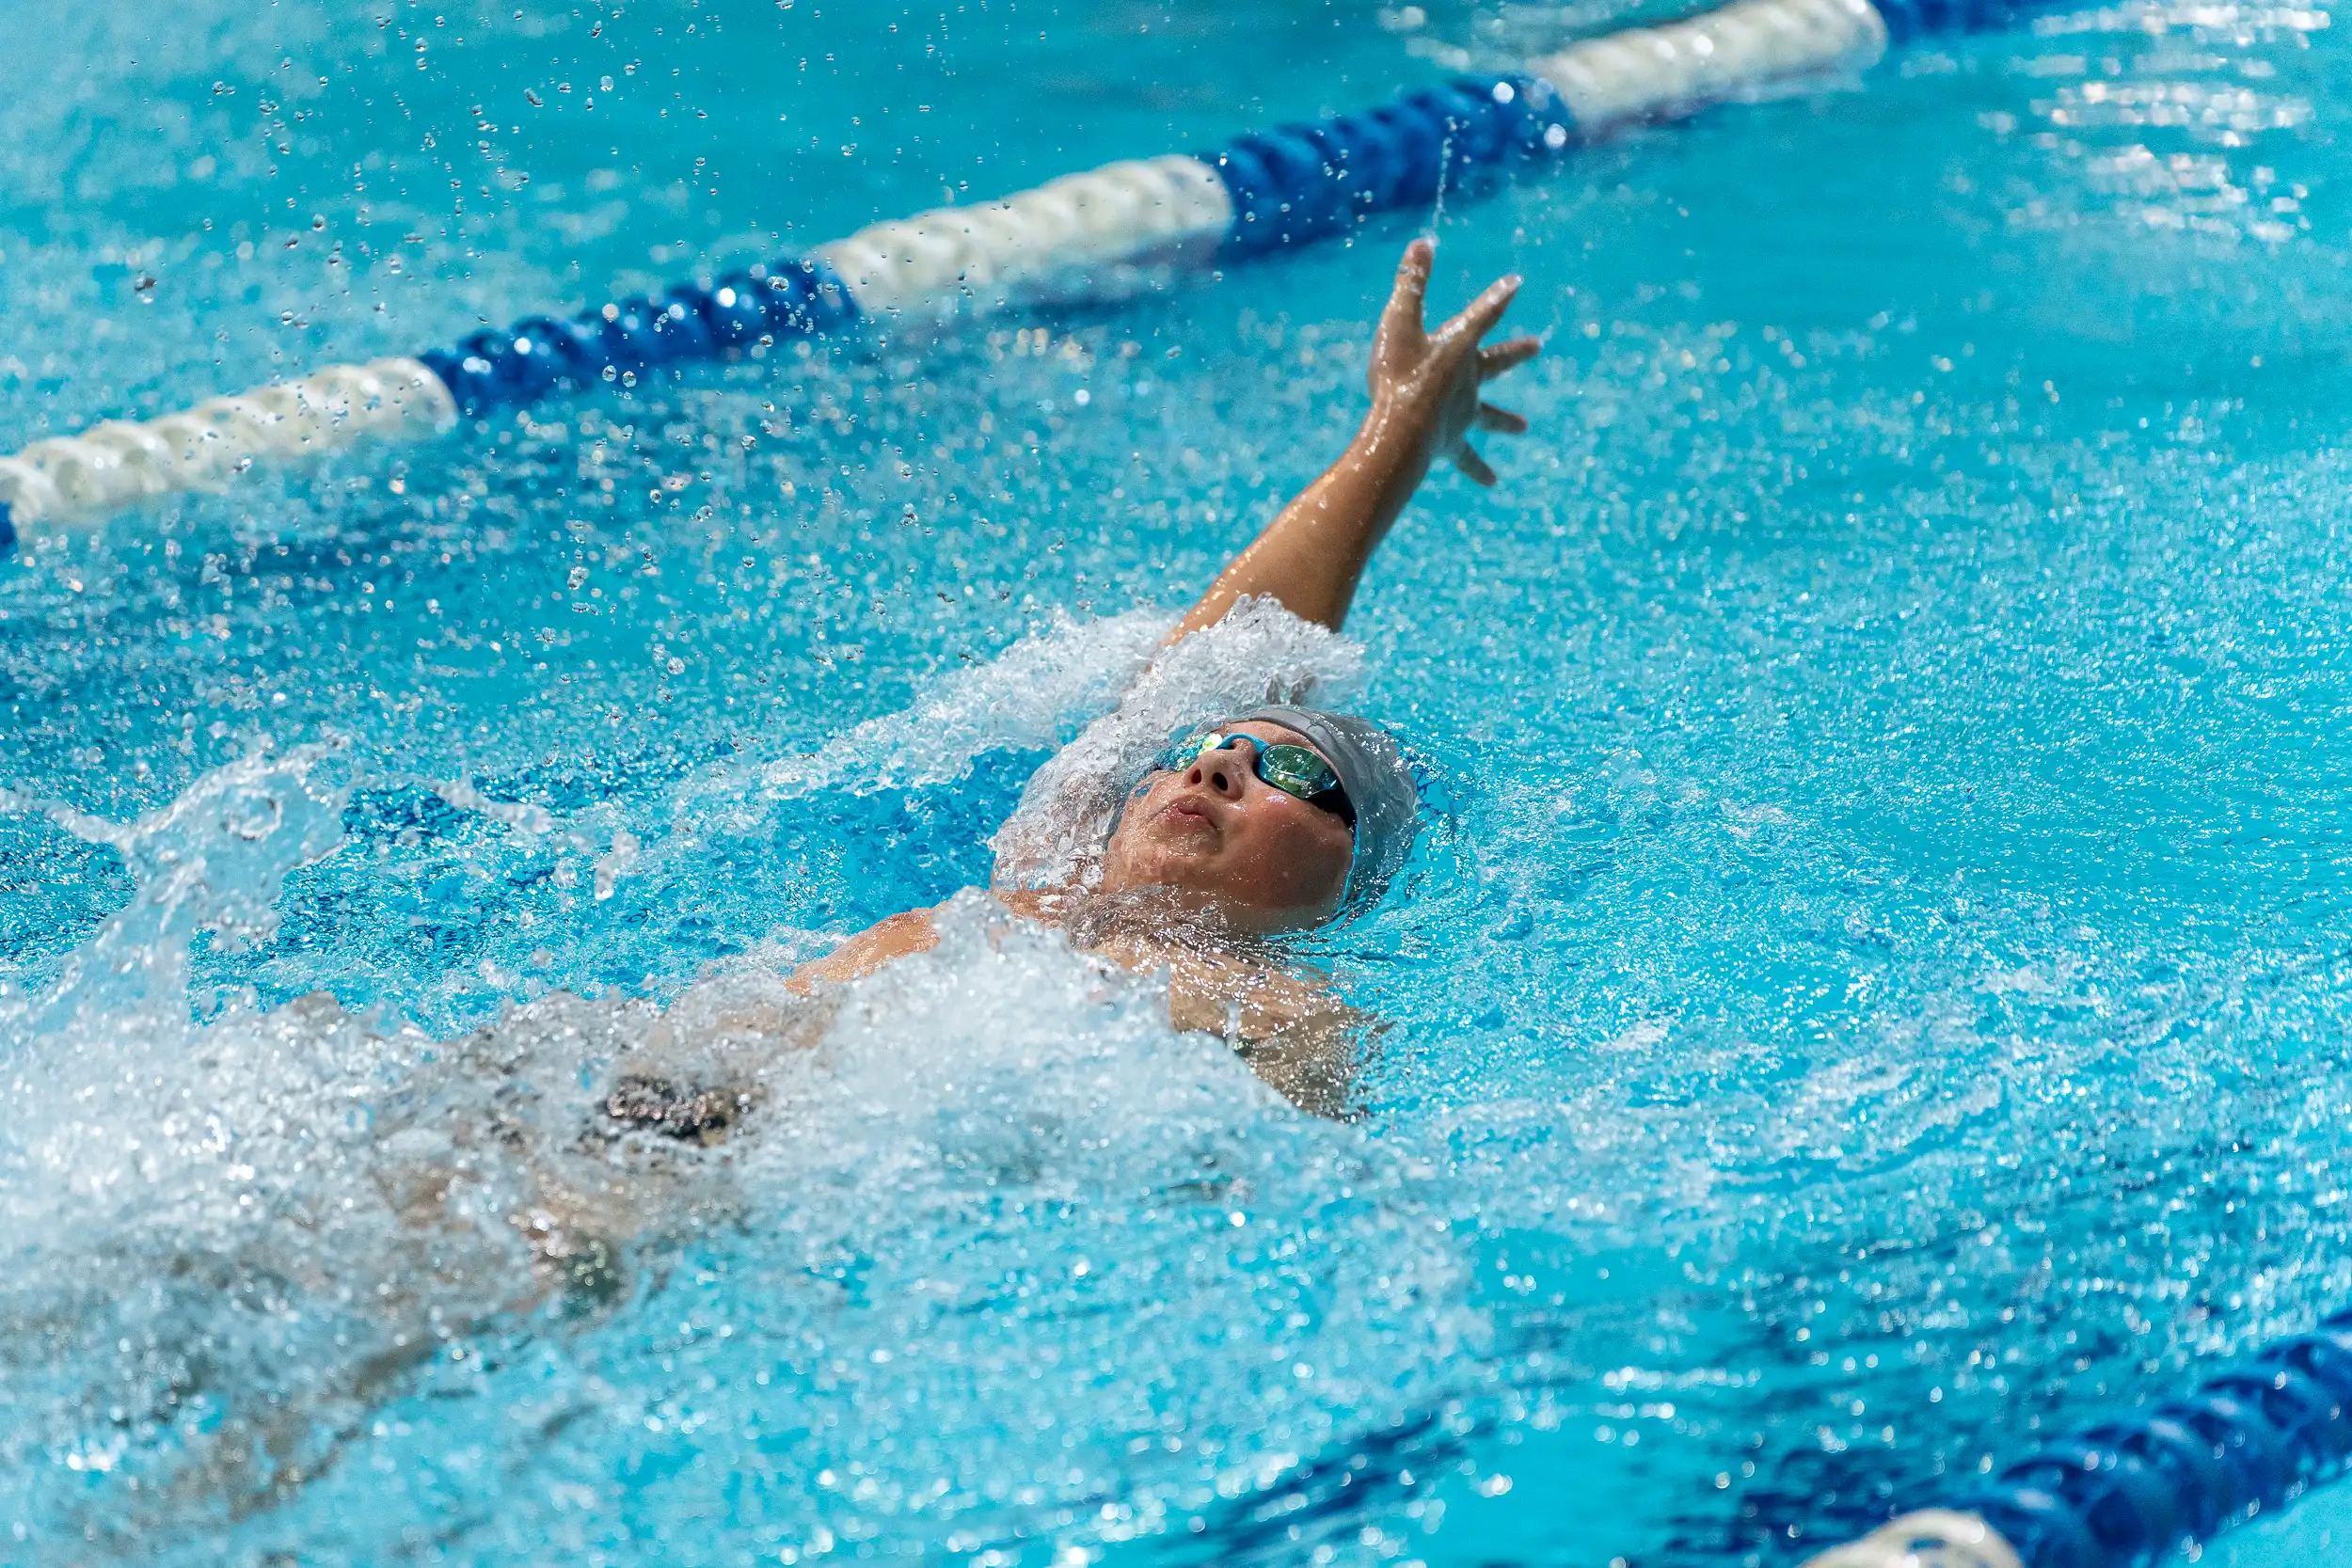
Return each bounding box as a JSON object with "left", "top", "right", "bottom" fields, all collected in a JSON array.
[
  {"left": 1803, "top": 1305, "right": 2352, "bottom": 1567},
  {"left": 0, "top": 0, "right": 2074, "bottom": 545}
]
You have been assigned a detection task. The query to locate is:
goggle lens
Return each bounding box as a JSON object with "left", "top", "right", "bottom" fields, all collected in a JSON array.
[{"left": 1256, "top": 744, "right": 1341, "bottom": 799}]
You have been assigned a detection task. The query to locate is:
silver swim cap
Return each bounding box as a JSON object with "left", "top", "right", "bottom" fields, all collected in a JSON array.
[{"left": 1232, "top": 705, "right": 1421, "bottom": 914}]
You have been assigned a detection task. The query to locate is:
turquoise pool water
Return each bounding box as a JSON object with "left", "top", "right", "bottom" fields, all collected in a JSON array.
[{"left": 5, "top": 0, "right": 2352, "bottom": 1563}]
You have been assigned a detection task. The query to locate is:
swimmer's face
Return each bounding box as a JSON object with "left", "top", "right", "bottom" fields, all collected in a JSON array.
[{"left": 1099, "top": 722, "right": 1355, "bottom": 934}]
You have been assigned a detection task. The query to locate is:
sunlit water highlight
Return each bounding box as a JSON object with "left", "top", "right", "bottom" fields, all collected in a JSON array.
[{"left": 4, "top": 0, "right": 2352, "bottom": 1564}]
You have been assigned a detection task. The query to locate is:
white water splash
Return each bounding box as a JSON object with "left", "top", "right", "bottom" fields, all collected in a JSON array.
[
  {"left": 672, "top": 609, "right": 1172, "bottom": 837},
  {"left": 431, "top": 776, "right": 554, "bottom": 841},
  {"left": 1, "top": 743, "right": 350, "bottom": 1036}
]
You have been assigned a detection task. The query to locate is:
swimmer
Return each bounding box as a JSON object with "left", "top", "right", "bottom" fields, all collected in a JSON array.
[
  {"left": 785, "top": 238, "right": 1540, "bottom": 1115},
  {"left": 8, "top": 244, "right": 1539, "bottom": 1535},
  {"left": 418, "top": 235, "right": 1535, "bottom": 1287}
]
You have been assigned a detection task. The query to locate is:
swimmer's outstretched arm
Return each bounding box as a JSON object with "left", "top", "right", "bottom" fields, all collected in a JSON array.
[{"left": 1170, "top": 238, "right": 1540, "bottom": 641}]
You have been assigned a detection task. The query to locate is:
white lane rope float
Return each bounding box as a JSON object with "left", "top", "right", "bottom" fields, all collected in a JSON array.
[
  {"left": 0, "top": 359, "right": 454, "bottom": 529},
  {"left": 1800, "top": 1511, "right": 2026, "bottom": 1568}
]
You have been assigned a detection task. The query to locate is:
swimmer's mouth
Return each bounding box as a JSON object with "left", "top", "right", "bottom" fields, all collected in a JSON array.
[{"left": 1160, "top": 796, "right": 1219, "bottom": 833}]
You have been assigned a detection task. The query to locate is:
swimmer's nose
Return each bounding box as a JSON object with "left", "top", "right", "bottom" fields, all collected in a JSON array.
[{"left": 1190, "top": 750, "right": 1244, "bottom": 798}]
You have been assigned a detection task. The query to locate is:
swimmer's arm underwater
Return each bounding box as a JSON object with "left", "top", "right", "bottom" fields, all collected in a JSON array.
[{"left": 1169, "top": 237, "right": 1539, "bottom": 641}]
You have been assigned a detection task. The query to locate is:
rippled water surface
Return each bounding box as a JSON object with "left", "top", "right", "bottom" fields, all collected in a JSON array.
[{"left": 4, "top": 1, "right": 2351, "bottom": 1564}]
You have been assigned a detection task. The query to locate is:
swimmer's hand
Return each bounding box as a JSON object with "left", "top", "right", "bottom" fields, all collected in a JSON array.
[
  {"left": 1363, "top": 236, "right": 1539, "bottom": 489},
  {"left": 1169, "top": 240, "right": 1540, "bottom": 640},
  {"left": 1162, "top": 241, "right": 1534, "bottom": 643}
]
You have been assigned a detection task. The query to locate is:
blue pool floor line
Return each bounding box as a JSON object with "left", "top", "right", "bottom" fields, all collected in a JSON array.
[{"left": 0, "top": 0, "right": 2049, "bottom": 548}]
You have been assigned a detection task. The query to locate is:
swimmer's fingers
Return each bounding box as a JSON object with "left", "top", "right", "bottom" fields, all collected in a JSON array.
[
  {"left": 1475, "top": 402, "right": 1528, "bottom": 436},
  {"left": 1453, "top": 445, "right": 1500, "bottom": 486},
  {"left": 1438, "top": 273, "right": 1523, "bottom": 350},
  {"left": 1479, "top": 336, "right": 1542, "bottom": 380},
  {"left": 1383, "top": 239, "right": 1436, "bottom": 340}
]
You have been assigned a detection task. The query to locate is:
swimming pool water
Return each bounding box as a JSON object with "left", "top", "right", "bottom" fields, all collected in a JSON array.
[{"left": 4, "top": 1, "right": 2352, "bottom": 1563}]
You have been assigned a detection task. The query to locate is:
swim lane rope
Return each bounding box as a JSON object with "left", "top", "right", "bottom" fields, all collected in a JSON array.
[
  {"left": 1, "top": 0, "right": 2057, "bottom": 550},
  {"left": 1802, "top": 1304, "right": 2352, "bottom": 1567}
]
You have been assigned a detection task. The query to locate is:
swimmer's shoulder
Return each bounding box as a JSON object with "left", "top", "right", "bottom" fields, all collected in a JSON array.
[
  {"left": 787, "top": 885, "right": 1081, "bottom": 995},
  {"left": 1231, "top": 968, "right": 1373, "bottom": 1121},
  {"left": 1163, "top": 952, "right": 1375, "bottom": 1118},
  {"left": 787, "top": 905, "right": 943, "bottom": 992}
]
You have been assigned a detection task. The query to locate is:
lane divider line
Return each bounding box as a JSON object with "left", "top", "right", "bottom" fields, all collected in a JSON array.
[
  {"left": 1801, "top": 1305, "right": 2352, "bottom": 1567},
  {"left": 0, "top": 0, "right": 1973, "bottom": 543}
]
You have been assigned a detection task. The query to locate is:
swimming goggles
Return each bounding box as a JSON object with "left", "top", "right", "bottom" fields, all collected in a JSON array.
[{"left": 1157, "top": 729, "right": 1356, "bottom": 830}]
